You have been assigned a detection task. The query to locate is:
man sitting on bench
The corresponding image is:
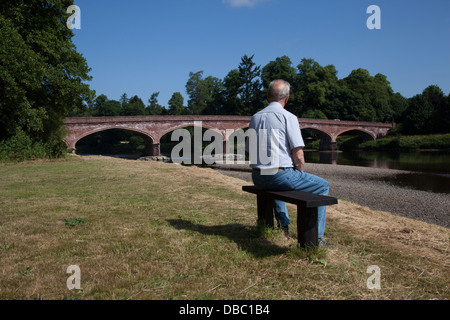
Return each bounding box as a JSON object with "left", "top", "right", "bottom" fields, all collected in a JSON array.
[{"left": 248, "top": 79, "right": 332, "bottom": 246}]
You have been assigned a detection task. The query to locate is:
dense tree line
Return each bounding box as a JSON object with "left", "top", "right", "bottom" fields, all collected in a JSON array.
[{"left": 79, "top": 54, "right": 449, "bottom": 135}]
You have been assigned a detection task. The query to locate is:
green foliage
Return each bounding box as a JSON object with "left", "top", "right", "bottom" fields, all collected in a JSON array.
[
  {"left": 261, "top": 56, "right": 297, "bottom": 98},
  {"left": 168, "top": 92, "right": 187, "bottom": 115},
  {"left": 337, "top": 135, "right": 365, "bottom": 151},
  {"left": 217, "top": 55, "right": 263, "bottom": 115},
  {"left": 302, "top": 109, "right": 328, "bottom": 119},
  {"left": 91, "top": 95, "right": 122, "bottom": 116},
  {"left": 288, "top": 243, "right": 328, "bottom": 266},
  {"left": 291, "top": 59, "right": 339, "bottom": 117},
  {"left": 185, "top": 71, "right": 223, "bottom": 115},
  {"left": 304, "top": 139, "right": 320, "bottom": 150},
  {"left": 236, "top": 54, "right": 263, "bottom": 115},
  {"left": 0, "top": 129, "right": 67, "bottom": 162},
  {"left": 359, "top": 133, "right": 450, "bottom": 151},
  {"left": 122, "top": 95, "right": 146, "bottom": 116},
  {"left": 253, "top": 220, "right": 281, "bottom": 239},
  {"left": 147, "top": 92, "right": 166, "bottom": 115},
  {"left": 402, "top": 86, "right": 448, "bottom": 135},
  {"left": 0, "top": 0, "right": 94, "bottom": 160},
  {"left": 61, "top": 217, "right": 86, "bottom": 227}
]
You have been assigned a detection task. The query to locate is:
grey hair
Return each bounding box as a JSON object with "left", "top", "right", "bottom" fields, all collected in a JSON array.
[{"left": 267, "top": 80, "right": 291, "bottom": 101}]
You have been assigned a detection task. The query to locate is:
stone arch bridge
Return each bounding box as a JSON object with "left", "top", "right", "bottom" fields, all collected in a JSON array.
[{"left": 64, "top": 116, "right": 393, "bottom": 156}]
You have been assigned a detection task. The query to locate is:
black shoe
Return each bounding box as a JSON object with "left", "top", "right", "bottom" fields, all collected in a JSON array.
[
  {"left": 281, "top": 226, "right": 290, "bottom": 237},
  {"left": 319, "top": 238, "right": 333, "bottom": 247}
]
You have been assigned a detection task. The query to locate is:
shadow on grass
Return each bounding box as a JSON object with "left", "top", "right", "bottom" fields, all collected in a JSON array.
[{"left": 167, "top": 219, "right": 288, "bottom": 258}]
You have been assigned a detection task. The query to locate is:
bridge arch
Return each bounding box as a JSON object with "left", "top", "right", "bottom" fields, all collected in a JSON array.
[
  {"left": 300, "top": 126, "right": 335, "bottom": 151},
  {"left": 157, "top": 123, "right": 226, "bottom": 160},
  {"left": 156, "top": 122, "right": 224, "bottom": 144},
  {"left": 335, "top": 128, "right": 376, "bottom": 142},
  {"left": 73, "top": 126, "right": 157, "bottom": 145},
  {"left": 70, "top": 126, "right": 156, "bottom": 156}
]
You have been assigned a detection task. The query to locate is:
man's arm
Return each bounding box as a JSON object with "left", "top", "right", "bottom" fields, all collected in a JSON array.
[{"left": 292, "top": 147, "right": 305, "bottom": 172}]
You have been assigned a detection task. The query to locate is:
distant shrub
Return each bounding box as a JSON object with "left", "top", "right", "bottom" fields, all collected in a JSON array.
[
  {"left": 0, "top": 131, "right": 67, "bottom": 162},
  {"left": 337, "top": 136, "right": 364, "bottom": 151},
  {"left": 305, "top": 139, "right": 320, "bottom": 150},
  {"left": 359, "top": 134, "right": 450, "bottom": 151}
]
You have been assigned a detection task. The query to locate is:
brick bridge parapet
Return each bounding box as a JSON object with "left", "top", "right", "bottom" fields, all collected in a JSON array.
[{"left": 64, "top": 116, "right": 393, "bottom": 155}]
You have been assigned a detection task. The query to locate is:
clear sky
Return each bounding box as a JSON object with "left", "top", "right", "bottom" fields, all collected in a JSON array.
[{"left": 71, "top": 0, "right": 450, "bottom": 107}]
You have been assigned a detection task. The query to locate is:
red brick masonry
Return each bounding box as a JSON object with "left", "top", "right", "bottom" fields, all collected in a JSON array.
[{"left": 64, "top": 116, "right": 393, "bottom": 155}]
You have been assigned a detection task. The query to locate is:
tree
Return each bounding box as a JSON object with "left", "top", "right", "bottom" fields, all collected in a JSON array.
[
  {"left": 202, "top": 76, "right": 223, "bottom": 115},
  {"left": 122, "top": 95, "right": 146, "bottom": 116},
  {"left": 341, "top": 68, "right": 400, "bottom": 123},
  {"left": 438, "top": 94, "right": 450, "bottom": 133},
  {"left": 185, "top": 71, "right": 223, "bottom": 115},
  {"left": 201, "top": 76, "right": 225, "bottom": 115},
  {"left": 302, "top": 109, "right": 327, "bottom": 119},
  {"left": 261, "top": 56, "right": 297, "bottom": 109},
  {"left": 220, "top": 55, "right": 263, "bottom": 116},
  {"left": 331, "top": 82, "right": 374, "bottom": 121},
  {"left": 390, "top": 92, "right": 408, "bottom": 124},
  {"left": 403, "top": 85, "right": 447, "bottom": 134},
  {"left": 221, "top": 69, "right": 242, "bottom": 115},
  {"left": 186, "top": 71, "right": 206, "bottom": 115},
  {"left": 237, "top": 54, "right": 263, "bottom": 115},
  {"left": 403, "top": 94, "right": 433, "bottom": 134},
  {"left": 147, "top": 92, "right": 165, "bottom": 115},
  {"left": 0, "top": 0, "right": 94, "bottom": 158},
  {"left": 120, "top": 93, "right": 129, "bottom": 106},
  {"left": 91, "top": 95, "right": 121, "bottom": 116},
  {"left": 294, "top": 58, "right": 339, "bottom": 118},
  {"left": 168, "top": 92, "right": 186, "bottom": 115}
]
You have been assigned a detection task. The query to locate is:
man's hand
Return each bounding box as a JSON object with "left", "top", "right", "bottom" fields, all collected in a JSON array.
[{"left": 292, "top": 147, "right": 305, "bottom": 172}]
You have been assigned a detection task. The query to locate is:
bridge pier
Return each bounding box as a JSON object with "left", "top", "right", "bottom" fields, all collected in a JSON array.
[
  {"left": 319, "top": 141, "right": 337, "bottom": 152},
  {"left": 144, "top": 142, "right": 161, "bottom": 157},
  {"left": 318, "top": 135, "right": 337, "bottom": 152}
]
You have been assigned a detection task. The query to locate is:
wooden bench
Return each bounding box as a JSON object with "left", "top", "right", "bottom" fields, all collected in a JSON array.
[{"left": 242, "top": 186, "right": 338, "bottom": 249}]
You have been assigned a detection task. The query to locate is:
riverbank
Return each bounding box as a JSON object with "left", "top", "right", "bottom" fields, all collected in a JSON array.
[
  {"left": 358, "top": 133, "right": 450, "bottom": 151},
  {"left": 211, "top": 163, "right": 450, "bottom": 228}
]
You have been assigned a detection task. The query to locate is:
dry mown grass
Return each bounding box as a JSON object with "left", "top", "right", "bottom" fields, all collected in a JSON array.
[{"left": 0, "top": 156, "right": 448, "bottom": 300}]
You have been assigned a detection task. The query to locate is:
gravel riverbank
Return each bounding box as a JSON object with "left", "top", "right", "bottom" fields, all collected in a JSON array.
[{"left": 210, "top": 163, "right": 450, "bottom": 228}]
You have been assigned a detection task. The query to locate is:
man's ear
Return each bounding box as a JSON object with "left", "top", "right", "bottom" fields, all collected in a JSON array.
[{"left": 285, "top": 95, "right": 290, "bottom": 104}]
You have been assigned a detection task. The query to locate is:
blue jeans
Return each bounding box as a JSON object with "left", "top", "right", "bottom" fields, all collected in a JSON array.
[{"left": 252, "top": 168, "right": 330, "bottom": 239}]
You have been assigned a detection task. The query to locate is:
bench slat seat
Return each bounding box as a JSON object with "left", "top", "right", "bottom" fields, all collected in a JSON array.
[
  {"left": 242, "top": 185, "right": 338, "bottom": 249},
  {"left": 242, "top": 186, "right": 338, "bottom": 208}
]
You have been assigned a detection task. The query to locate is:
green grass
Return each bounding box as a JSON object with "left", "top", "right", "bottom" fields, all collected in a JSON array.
[
  {"left": 0, "top": 156, "right": 448, "bottom": 300},
  {"left": 61, "top": 217, "right": 86, "bottom": 227}
]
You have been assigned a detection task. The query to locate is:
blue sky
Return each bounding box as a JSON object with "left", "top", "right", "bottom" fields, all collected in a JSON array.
[{"left": 72, "top": 0, "right": 450, "bottom": 107}]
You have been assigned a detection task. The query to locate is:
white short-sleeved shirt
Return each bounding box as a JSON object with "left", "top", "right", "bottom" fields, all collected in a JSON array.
[{"left": 248, "top": 102, "right": 305, "bottom": 169}]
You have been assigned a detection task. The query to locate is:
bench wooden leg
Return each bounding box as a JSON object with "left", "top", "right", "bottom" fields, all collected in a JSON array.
[
  {"left": 297, "top": 207, "right": 319, "bottom": 249},
  {"left": 256, "top": 194, "right": 274, "bottom": 228}
]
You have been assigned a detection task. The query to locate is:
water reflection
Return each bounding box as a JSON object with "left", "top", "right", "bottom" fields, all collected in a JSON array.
[
  {"left": 305, "top": 151, "right": 450, "bottom": 174},
  {"left": 304, "top": 150, "right": 450, "bottom": 194},
  {"left": 381, "top": 173, "right": 450, "bottom": 194}
]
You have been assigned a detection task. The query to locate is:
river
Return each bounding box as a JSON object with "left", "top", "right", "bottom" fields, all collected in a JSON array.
[{"left": 304, "top": 150, "right": 450, "bottom": 194}]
